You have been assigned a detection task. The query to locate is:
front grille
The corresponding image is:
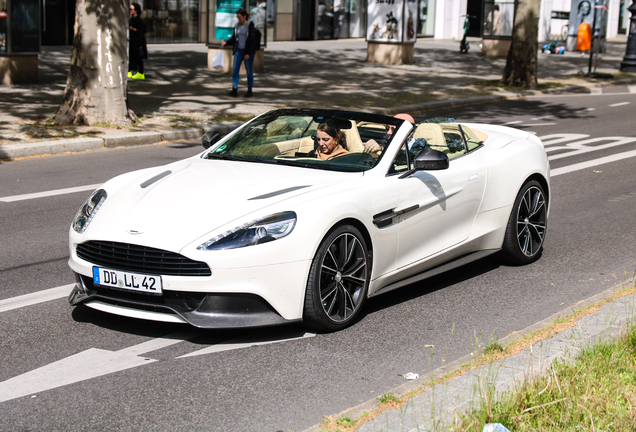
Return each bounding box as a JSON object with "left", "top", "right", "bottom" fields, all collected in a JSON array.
[{"left": 76, "top": 241, "right": 211, "bottom": 277}]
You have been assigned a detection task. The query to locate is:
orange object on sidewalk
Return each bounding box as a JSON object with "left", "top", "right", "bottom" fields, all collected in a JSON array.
[{"left": 577, "top": 22, "right": 592, "bottom": 51}]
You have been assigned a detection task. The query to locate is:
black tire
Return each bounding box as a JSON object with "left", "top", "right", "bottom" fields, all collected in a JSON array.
[
  {"left": 500, "top": 180, "right": 547, "bottom": 265},
  {"left": 303, "top": 225, "right": 371, "bottom": 332}
]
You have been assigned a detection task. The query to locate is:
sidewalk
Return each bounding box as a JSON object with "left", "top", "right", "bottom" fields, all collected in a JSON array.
[
  {"left": 305, "top": 278, "right": 636, "bottom": 432},
  {"left": 1, "top": 37, "right": 633, "bottom": 160}
]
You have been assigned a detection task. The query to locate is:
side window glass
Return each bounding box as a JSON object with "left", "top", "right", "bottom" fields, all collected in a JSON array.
[
  {"left": 460, "top": 124, "right": 486, "bottom": 151},
  {"left": 441, "top": 124, "right": 467, "bottom": 159},
  {"left": 389, "top": 142, "right": 411, "bottom": 174}
]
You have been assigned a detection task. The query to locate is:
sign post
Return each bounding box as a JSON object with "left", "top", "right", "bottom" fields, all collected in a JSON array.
[{"left": 366, "top": 0, "right": 417, "bottom": 65}]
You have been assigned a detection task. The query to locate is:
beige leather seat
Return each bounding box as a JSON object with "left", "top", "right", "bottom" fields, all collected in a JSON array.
[
  {"left": 413, "top": 123, "right": 447, "bottom": 150},
  {"left": 342, "top": 121, "right": 364, "bottom": 153}
]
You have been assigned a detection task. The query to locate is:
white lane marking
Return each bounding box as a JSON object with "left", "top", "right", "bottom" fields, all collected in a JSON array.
[
  {"left": 519, "top": 123, "right": 556, "bottom": 127},
  {"left": 629, "top": 85, "right": 636, "bottom": 94},
  {"left": 178, "top": 331, "right": 316, "bottom": 358},
  {"left": 0, "top": 284, "right": 74, "bottom": 313},
  {"left": 609, "top": 102, "right": 630, "bottom": 107},
  {"left": 0, "top": 184, "right": 101, "bottom": 203},
  {"left": 539, "top": 133, "right": 589, "bottom": 146},
  {"left": 591, "top": 88, "right": 603, "bottom": 94},
  {"left": 503, "top": 120, "right": 523, "bottom": 125},
  {"left": 0, "top": 329, "right": 200, "bottom": 403},
  {"left": 547, "top": 136, "right": 636, "bottom": 160},
  {"left": 551, "top": 148, "right": 636, "bottom": 176}
]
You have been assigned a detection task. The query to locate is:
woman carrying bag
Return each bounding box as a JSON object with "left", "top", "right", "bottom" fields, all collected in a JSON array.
[{"left": 221, "top": 8, "right": 258, "bottom": 98}]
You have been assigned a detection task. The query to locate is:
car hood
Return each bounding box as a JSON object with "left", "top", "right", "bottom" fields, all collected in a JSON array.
[{"left": 87, "top": 157, "right": 360, "bottom": 252}]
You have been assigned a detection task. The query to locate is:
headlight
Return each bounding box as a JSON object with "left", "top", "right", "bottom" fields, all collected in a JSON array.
[
  {"left": 72, "top": 189, "right": 107, "bottom": 234},
  {"left": 197, "top": 212, "right": 297, "bottom": 251}
]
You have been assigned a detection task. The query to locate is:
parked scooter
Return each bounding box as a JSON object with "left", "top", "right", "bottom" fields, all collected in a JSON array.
[{"left": 459, "top": 15, "right": 475, "bottom": 53}]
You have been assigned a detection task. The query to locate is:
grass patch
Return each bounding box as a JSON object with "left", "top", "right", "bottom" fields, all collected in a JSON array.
[
  {"left": 377, "top": 393, "right": 401, "bottom": 405},
  {"left": 450, "top": 323, "right": 636, "bottom": 431}
]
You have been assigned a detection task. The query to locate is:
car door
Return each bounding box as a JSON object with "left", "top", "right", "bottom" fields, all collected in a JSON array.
[{"left": 392, "top": 123, "right": 487, "bottom": 270}]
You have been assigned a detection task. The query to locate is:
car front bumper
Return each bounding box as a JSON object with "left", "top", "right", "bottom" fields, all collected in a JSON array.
[{"left": 69, "top": 271, "right": 304, "bottom": 329}]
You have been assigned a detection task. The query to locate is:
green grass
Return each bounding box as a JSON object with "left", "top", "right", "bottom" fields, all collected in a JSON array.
[
  {"left": 449, "top": 324, "right": 636, "bottom": 431},
  {"left": 377, "top": 393, "right": 401, "bottom": 404}
]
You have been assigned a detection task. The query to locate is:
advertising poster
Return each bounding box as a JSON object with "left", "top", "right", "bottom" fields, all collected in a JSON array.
[
  {"left": 568, "top": 0, "right": 594, "bottom": 38},
  {"left": 216, "top": 0, "right": 244, "bottom": 40},
  {"left": 403, "top": 0, "right": 417, "bottom": 42},
  {"left": 367, "top": 0, "right": 404, "bottom": 42}
]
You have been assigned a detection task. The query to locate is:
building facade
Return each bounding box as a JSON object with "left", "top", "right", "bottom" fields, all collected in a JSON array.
[{"left": 39, "top": 0, "right": 629, "bottom": 46}]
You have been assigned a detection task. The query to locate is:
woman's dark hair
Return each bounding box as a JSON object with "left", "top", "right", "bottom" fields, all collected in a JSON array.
[
  {"left": 132, "top": 3, "right": 142, "bottom": 15},
  {"left": 317, "top": 123, "right": 347, "bottom": 150},
  {"left": 237, "top": 8, "right": 249, "bottom": 18}
]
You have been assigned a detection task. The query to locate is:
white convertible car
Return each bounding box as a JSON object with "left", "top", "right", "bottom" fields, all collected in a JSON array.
[{"left": 68, "top": 109, "right": 550, "bottom": 332}]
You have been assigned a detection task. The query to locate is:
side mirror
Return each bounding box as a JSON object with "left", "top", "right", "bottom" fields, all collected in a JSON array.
[
  {"left": 202, "top": 130, "right": 222, "bottom": 149},
  {"left": 413, "top": 147, "right": 449, "bottom": 171},
  {"left": 399, "top": 147, "right": 449, "bottom": 179}
]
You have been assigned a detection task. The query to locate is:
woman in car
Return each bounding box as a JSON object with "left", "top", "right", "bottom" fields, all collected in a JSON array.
[{"left": 315, "top": 123, "right": 349, "bottom": 160}]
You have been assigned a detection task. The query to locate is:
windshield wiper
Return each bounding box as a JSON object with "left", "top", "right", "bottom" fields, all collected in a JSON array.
[
  {"left": 273, "top": 158, "right": 327, "bottom": 170},
  {"left": 205, "top": 153, "right": 255, "bottom": 162}
]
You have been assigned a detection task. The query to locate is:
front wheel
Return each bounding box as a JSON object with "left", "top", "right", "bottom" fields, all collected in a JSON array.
[
  {"left": 500, "top": 180, "right": 547, "bottom": 265},
  {"left": 303, "top": 225, "right": 371, "bottom": 332}
]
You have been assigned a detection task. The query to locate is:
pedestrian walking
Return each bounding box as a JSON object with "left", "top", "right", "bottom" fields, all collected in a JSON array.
[
  {"left": 221, "top": 8, "right": 258, "bottom": 98},
  {"left": 128, "top": 3, "right": 147, "bottom": 80}
]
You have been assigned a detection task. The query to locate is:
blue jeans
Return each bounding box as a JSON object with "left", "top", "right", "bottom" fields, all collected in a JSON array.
[{"left": 232, "top": 48, "right": 254, "bottom": 90}]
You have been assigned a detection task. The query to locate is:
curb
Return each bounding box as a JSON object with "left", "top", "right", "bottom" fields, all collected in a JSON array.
[
  {"left": 301, "top": 277, "right": 635, "bottom": 432},
  {"left": 0, "top": 127, "right": 204, "bottom": 160}
]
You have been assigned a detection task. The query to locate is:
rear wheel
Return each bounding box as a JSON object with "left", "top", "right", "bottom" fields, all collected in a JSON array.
[
  {"left": 501, "top": 180, "right": 547, "bottom": 265},
  {"left": 303, "top": 225, "right": 370, "bottom": 332}
]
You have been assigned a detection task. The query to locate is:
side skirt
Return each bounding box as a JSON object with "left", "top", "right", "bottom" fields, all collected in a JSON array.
[{"left": 368, "top": 249, "right": 500, "bottom": 298}]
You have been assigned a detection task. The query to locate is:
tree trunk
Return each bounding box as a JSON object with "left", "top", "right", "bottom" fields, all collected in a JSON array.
[
  {"left": 500, "top": 0, "right": 540, "bottom": 88},
  {"left": 55, "top": 0, "right": 135, "bottom": 126}
]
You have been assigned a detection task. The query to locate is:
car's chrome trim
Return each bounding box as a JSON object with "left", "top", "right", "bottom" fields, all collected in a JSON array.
[
  {"left": 85, "top": 300, "right": 188, "bottom": 324},
  {"left": 369, "top": 249, "right": 500, "bottom": 298}
]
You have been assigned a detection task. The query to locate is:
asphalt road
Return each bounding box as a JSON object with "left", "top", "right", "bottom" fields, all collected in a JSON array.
[{"left": 1, "top": 87, "right": 635, "bottom": 431}]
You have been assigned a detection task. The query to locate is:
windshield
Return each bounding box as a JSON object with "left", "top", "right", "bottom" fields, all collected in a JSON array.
[{"left": 204, "top": 109, "right": 404, "bottom": 173}]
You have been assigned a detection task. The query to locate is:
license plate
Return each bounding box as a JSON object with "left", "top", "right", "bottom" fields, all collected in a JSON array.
[{"left": 93, "top": 267, "right": 163, "bottom": 295}]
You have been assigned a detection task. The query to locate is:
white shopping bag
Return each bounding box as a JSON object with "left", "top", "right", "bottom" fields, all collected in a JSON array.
[{"left": 212, "top": 51, "right": 224, "bottom": 70}]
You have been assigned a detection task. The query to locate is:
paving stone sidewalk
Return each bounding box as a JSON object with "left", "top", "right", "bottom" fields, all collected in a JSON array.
[{"left": 1, "top": 37, "right": 634, "bottom": 160}]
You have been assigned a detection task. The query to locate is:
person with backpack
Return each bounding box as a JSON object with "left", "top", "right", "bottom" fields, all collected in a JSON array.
[{"left": 221, "top": 8, "right": 260, "bottom": 98}]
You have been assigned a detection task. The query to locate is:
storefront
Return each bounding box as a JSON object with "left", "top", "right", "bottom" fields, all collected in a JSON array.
[
  {"left": 143, "top": 0, "right": 201, "bottom": 44},
  {"left": 292, "top": 0, "right": 366, "bottom": 40},
  {"left": 416, "top": 0, "right": 435, "bottom": 37},
  {"left": 35, "top": 0, "right": 630, "bottom": 46},
  {"left": 1, "top": 0, "right": 40, "bottom": 84}
]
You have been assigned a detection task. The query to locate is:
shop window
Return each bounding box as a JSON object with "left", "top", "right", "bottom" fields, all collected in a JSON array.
[
  {"left": 143, "top": 0, "right": 200, "bottom": 44},
  {"left": 482, "top": 0, "right": 514, "bottom": 37}
]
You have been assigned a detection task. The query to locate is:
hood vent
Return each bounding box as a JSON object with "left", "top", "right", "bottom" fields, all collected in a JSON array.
[
  {"left": 140, "top": 170, "right": 172, "bottom": 188},
  {"left": 249, "top": 185, "right": 310, "bottom": 200}
]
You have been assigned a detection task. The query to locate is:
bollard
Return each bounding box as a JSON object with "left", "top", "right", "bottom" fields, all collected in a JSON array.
[{"left": 620, "top": 2, "right": 636, "bottom": 72}]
